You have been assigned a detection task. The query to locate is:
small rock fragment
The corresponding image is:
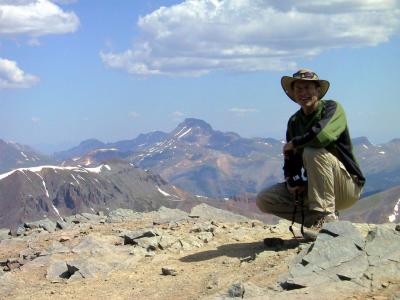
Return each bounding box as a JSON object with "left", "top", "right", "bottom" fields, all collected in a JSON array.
[
  {"left": 161, "top": 267, "right": 177, "bottom": 276},
  {"left": 228, "top": 282, "right": 245, "bottom": 298},
  {"left": 381, "top": 281, "right": 389, "bottom": 288}
]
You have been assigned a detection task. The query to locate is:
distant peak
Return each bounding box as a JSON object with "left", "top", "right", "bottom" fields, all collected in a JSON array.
[
  {"left": 352, "top": 136, "right": 371, "bottom": 146},
  {"left": 179, "top": 118, "right": 213, "bottom": 130},
  {"left": 78, "top": 139, "right": 104, "bottom": 148}
]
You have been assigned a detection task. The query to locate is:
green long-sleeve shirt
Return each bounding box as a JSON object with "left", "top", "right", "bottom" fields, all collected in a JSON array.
[{"left": 284, "top": 100, "right": 365, "bottom": 186}]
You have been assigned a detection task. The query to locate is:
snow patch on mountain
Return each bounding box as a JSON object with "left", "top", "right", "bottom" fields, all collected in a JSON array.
[
  {"left": 52, "top": 204, "right": 62, "bottom": 220},
  {"left": 71, "top": 174, "right": 80, "bottom": 185},
  {"left": 157, "top": 186, "right": 171, "bottom": 196},
  {"left": 0, "top": 164, "right": 112, "bottom": 181},
  {"left": 177, "top": 127, "right": 192, "bottom": 139},
  {"left": 388, "top": 198, "right": 400, "bottom": 222}
]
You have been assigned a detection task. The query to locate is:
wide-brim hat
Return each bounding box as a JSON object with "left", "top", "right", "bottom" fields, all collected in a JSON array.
[{"left": 281, "top": 68, "right": 330, "bottom": 102}]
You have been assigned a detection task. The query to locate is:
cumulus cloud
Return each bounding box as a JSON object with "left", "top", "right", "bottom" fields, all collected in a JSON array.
[
  {"left": 0, "top": 0, "right": 79, "bottom": 89},
  {"left": 0, "top": 58, "right": 39, "bottom": 88},
  {"left": 101, "top": 0, "right": 400, "bottom": 76},
  {"left": 0, "top": 0, "right": 79, "bottom": 36}
]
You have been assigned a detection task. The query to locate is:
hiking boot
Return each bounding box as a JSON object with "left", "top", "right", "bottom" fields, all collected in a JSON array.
[{"left": 302, "top": 212, "right": 338, "bottom": 242}]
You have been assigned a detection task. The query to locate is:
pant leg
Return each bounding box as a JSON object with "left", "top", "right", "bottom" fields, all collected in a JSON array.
[
  {"left": 303, "top": 147, "right": 362, "bottom": 213},
  {"left": 332, "top": 159, "right": 363, "bottom": 210},
  {"left": 256, "top": 182, "right": 316, "bottom": 225}
]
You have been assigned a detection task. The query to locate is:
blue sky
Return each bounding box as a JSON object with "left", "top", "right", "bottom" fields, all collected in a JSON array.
[{"left": 0, "top": 0, "right": 399, "bottom": 154}]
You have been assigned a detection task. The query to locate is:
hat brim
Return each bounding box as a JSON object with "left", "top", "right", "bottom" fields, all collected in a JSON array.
[{"left": 281, "top": 76, "right": 330, "bottom": 102}]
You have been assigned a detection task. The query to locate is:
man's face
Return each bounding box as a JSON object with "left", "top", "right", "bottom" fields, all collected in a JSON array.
[{"left": 292, "top": 80, "right": 320, "bottom": 114}]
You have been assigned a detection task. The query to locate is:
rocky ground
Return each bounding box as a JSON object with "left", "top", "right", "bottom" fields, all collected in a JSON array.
[{"left": 0, "top": 204, "right": 399, "bottom": 300}]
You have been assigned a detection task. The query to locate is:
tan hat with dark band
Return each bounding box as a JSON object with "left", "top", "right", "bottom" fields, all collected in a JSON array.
[{"left": 281, "top": 68, "right": 330, "bottom": 102}]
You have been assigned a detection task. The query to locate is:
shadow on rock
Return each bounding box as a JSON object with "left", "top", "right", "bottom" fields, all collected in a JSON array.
[{"left": 180, "top": 238, "right": 299, "bottom": 263}]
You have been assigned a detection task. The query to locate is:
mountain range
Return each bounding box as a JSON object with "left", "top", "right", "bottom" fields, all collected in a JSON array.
[
  {"left": 1, "top": 118, "right": 399, "bottom": 227},
  {"left": 51, "top": 118, "right": 400, "bottom": 198},
  {"left": 2, "top": 118, "right": 400, "bottom": 199}
]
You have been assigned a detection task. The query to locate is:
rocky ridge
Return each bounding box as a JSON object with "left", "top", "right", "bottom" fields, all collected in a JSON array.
[
  {"left": 0, "top": 204, "right": 399, "bottom": 300},
  {"left": 0, "top": 160, "right": 199, "bottom": 230}
]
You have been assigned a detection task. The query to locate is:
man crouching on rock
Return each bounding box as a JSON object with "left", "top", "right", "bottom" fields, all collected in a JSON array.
[{"left": 256, "top": 69, "right": 365, "bottom": 240}]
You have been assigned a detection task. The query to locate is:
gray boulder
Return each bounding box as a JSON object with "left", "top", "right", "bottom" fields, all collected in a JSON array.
[
  {"left": 46, "top": 261, "right": 69, "bottom": 282},
  {"left": 16, "top": 225, "right": 26, "bottom": 236},
  {"left": 56, "top": 220, "right": 73, "bottom": 230},
  {"left": 280, "top": 221, "right": 400, "bottom": 290},
  {"left": 66, "top": 258, "right": 113, "bottom": 280},
  {"left": 121, "top": 228, "right": 159, "bottom": 245},
  {"left": 24, "top": 218, "right": 57, "bottom": 233},
  {"left": 153, "top": 206, "right": 189, "bottom": 224},
  {"left": 80, "top": 213, "right": 106, "bottom": 223},
  {"left": 0, "top": 228, "right": 11, "bottom": 241},
  {"left": 64, "top": 214, "right": 90, "bottom": 224},
  {"left": 106, "top": 208, "right": 142, "bottom": 223},
  {"left": 158, "top": 233, "right": 179, "bottom": 250},
  {"left": 136, "top": 237, "right": 159, "bottom": 251}
]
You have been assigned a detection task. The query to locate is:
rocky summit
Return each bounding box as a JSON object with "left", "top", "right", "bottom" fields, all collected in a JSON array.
[{"left": 0, "top": 204, "right": 399, "bottom": 300}]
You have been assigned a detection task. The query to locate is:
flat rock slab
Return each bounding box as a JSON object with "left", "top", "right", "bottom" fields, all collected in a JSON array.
[
  {"left": 46, "top": 261, "right": 69, "bottom": 282},
  {"left": 153, "top": 206, "right": 189, "bottom": 224},
  {"left": 66, "top": 258, "right": 114, "bottom": 279},
  {"left": 106, "top": 209, "right": 142, "bottom": 223},
  {"left": 24, "top": 218, "right": 57, "bottom": 233},
  {"left": 72, "top": 235, "right": 116, "bottom": 255},
  {"left": 189, "top": 204, "right": 249, "bottom": 222},
  {"left": 280, "top": 221, "right": 400, "bottom": 290},
  {"left": 121, "top": 228, "right": 159, "bottom": 245}
]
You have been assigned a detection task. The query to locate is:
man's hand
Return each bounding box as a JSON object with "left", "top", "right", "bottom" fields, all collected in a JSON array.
[
  {"left": 286, "top": 183, "right": 306, "bottom": 196},
  {"left": 283, "top": 141, "right": 295, "bottom": 158}
]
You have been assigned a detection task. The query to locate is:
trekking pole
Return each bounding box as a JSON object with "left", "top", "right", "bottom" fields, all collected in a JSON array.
[
  {"left": 289, "top": 189, "right": 306, "bottom": 239},
  {"left": 299, "top": 192, "right": 305, "bottom": 236},
  {"left": 289, "top": 190, "right": 299, "bottom": 239}
]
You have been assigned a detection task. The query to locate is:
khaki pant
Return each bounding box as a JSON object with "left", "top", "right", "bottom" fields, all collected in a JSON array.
[{"left": 256, "top": 147, "right": 362, "bottom": 227}]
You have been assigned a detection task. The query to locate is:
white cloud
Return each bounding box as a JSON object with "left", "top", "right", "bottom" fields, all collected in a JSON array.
[
  {"left": 31, "top": 116, "right": 40, "bottom": 123},
  {"left": 50, "top": 0, "right": 78, "bottom": 4},
  {"left": 229, "top": 107, "right": 259, "bottom": 114},
  {"left": 0, "top": 0, "right": 79, "bottom": 36},
  {"left": 101, "top": 0, "right": 400, "bottom": 76},
  {"left": 0, "top": 0, "right": 79, "bottom": 89},
  {"left": 0, "top": 58, "right": 39, "bottom": 88},
  {"left": 172, "top": 111, "right": 185, "bottom": 117},
  {"left": 171, "top": 111, "right": 185, "bottom": 121}
]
